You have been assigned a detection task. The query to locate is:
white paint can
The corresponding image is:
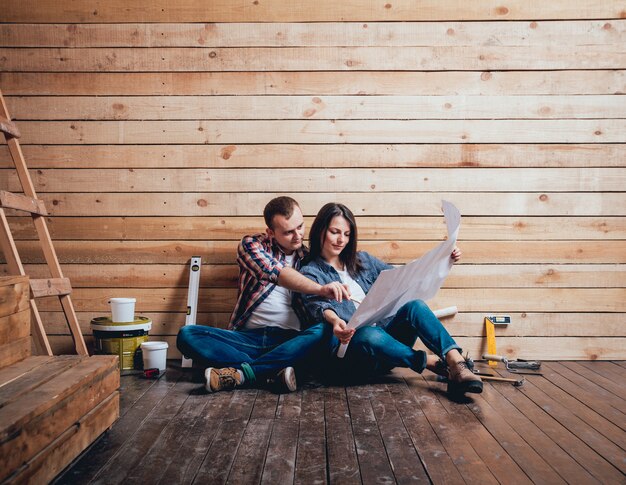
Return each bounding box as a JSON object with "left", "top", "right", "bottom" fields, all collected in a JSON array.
[
  {"left": 109, "top": 297, "right": 136, "bottom": 323},
  {"left": 141, "top": 341, "right": 169, "bottom": 371}
]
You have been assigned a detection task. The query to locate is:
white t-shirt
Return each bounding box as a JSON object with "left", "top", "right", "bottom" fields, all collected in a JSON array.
[
  {"left": 244, "top": 254, "right": 301, "bottom": 331},
  {"left": 336, "top": 269, "right": 367, "bottom": 307}
]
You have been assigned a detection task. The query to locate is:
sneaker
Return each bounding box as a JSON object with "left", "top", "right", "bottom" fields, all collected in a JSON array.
[
  {"left": 447, "top": 360, "right": 483, "bottom": 394},
  {"left": 266, "top": 367, "right": 297, "bottom": 394},
  {"left": 205, "top": 367, "right": 242, "bottom": 393}
]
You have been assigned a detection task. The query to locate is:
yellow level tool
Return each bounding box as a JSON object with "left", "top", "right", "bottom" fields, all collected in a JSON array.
[
  {"left": 484, "top": 315, "right": 510, "bottom": 367},
  {"left": 484, "top": 317, "right": 498, "bottom": 367}
]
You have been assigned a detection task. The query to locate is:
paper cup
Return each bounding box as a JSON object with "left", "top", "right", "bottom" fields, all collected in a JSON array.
[
  {"left": 109, "top": 297, "right": 136, "bottom": 323},
  {"left": 141, "top": 341, "right": 168, "bottom": 371}
]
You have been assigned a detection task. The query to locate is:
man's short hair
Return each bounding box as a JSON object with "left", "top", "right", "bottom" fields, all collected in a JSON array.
[{"left": 264, "top": 196, "right": 300, "bottom": 229}]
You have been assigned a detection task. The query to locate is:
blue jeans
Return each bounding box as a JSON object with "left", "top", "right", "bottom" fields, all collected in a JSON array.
[
  {"left": 176, "top": 323, "right": 327, "bottom": 382},
  {"left": 330, "top": 299, "right": 461, "bottom": 380}
]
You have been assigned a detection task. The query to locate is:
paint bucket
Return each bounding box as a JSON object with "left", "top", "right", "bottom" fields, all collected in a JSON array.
[
  {"left": 141, "top": 341, "right": 168, "bottom": 372},
  {"left": 90, "top": 316, "right": 151, "bottom": 370},
  {"left": 109, "top": 297, "right": 136, "bottom": 323}
]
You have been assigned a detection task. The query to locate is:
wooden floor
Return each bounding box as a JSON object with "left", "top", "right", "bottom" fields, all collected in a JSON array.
[{"left": 54, "top": 361, "right": 626, "bottom": 484}]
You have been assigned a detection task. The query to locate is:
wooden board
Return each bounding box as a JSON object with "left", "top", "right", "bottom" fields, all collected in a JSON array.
[
  {"left": 6, "top": 167, "right": 626, "bottom": 193},
  {"left": 39, "top": 311, "right": 626, "bottom": 339},
  {"left": 3, "top": 144, "right": 625, "bottom": 169},
  {"left": 11, "top": 119, "right": 626, "bottom": 144},
  {"left": 0, "top": 355, "right": 80, "bottom": 407},
  {"left": 8, "top": 95, "right": 626, "bottom": 120},
  {"left": 0, "top": 276, "right": 30, "bottom": 318},
  {"left": 6, "top": 216, "right": 626, "bottom": 240},
  {"left": 10, "top": 193, "right": 626, "bottom": 217},
  {"left": 29, "top": 312, "right": 626, "bottom": 348},
  {"left": 9, "top": 240, "right": 626, "bottom": 264},
  {"left": 368, "top": 383, "right": 431, "bottom": 482},
  {"left": 2, "top": 21, "right": 623, "bottom": 48},
  {"left": 27, "top": 286, "right": 626, "bottom": 313},
  {"left": 2, "top": 71, "right": 624, "bottom": 96},
  {"left": 324, "top": 386, "right": 361, "bottom": 484},
  {"left": 0, "top": 337, "right": 30, "bottom": 369},
  {"left": 346, "top": 384, "right": 398, "bottom": 482},
  {"left": 2, "top": 46, "right": 624, "bottom": 72},
  {"left": 0, "top": 309, "right": 30, "bottom": 346},
  {"left": 191, "top": 390, "right": 258, "bottom": 484},
  {"left": 1, "top": 1, "right": 624, "bottom": 22},
  {"left": 6, "top": 263, "right": 624, "bottom": 289}
]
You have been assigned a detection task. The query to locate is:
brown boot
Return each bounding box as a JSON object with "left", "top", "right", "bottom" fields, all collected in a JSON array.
[
  {"left": 427, "top": 358, "right": 449, "bottom": 378},
  {"left": 448, "top": 360, "right": 483, "bottom": 394},
  {"left": 205, "top": 367, "right": 243, "bottom": 393}
]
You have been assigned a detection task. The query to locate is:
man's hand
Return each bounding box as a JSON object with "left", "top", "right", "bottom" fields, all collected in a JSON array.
[
  {"left": 451, "top": 246, "right": 462, "bottom": 263},
  {"left": 319, "top": 281, "right": 351, "bottom": 302},
  {"left": 332, "top": 319, "right": 355, "bottom": 344}
]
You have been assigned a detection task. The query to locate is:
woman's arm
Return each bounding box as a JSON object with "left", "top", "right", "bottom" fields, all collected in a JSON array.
[
  {"left": 299, "top": 263, "right": 355, "bottom": 326},
  {"left": 323, "top": 309, "right": 355, "bottom": 344}
]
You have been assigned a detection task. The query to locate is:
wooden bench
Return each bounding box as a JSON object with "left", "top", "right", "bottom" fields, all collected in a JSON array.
[{"left": 0, "top": 275, "right": 120, "bottom": 484}]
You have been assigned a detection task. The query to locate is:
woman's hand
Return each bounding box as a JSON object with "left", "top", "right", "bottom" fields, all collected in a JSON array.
[
  {"left": 451, "top": 246, "right": 462, "bottom": 263},
  {"left": 332, "top": 319, "right": 355, "bottom": 344}
]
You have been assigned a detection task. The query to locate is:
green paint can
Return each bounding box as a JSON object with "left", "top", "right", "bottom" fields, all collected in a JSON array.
[{"left": 90, "top": 316, "right": 152, "bottom": 370}]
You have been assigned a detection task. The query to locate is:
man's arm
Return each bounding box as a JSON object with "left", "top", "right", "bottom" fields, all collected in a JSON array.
[
  {"left": 278, "top": 267, "right": 350, "bottom": 301},
  {"left": 237, "top": 235, "right": 283, "bottom": 284}
]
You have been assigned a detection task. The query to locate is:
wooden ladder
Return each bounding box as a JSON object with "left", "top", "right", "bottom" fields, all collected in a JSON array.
[{"left": 0, "top": 89, "right": 87, "bottom": 355}]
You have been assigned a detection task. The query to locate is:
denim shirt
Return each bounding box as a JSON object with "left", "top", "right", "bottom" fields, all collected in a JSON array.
[{"left": 299, "top": 251, "right": 393, "bottom": 326}]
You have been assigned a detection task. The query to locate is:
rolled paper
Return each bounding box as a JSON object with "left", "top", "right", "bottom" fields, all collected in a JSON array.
[{"left": 433, "top": 305, "right": 458, "bottom": 319}]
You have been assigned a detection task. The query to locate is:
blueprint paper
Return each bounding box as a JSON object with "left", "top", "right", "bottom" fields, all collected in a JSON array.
[{"left": 347, "top": 200, "right": 460, "bottom": 331}]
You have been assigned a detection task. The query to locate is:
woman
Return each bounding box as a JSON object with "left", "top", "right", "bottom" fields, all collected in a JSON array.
[{"left": 300, "top": 202, "right": 482, "bottom": 395}]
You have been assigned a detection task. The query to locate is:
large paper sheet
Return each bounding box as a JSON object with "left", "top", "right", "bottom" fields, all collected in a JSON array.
[{"left": 338, "top": 200, "right": 460, "bottom": 357}]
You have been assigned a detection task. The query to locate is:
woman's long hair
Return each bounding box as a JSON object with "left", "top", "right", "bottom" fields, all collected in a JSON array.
[{"left": 308, "top": 203, "right": 363, "bottom": 277}]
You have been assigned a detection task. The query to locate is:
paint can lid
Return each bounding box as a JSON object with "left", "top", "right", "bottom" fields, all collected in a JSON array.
[
  {"left": 141, "top": 341, "right": 168, "bottom": 351},
  {"left": 90, "top": 315, "right": 152, "bottom": 331}
]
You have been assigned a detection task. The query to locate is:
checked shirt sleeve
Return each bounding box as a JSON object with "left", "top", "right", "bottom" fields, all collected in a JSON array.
[{"left": 237, "top": 235, "right": 285, "bottom": 284}]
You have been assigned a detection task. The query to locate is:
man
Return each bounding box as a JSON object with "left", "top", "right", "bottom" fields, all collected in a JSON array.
[{"left": 177, "top": 196, "right": 349, "bottom": 393}]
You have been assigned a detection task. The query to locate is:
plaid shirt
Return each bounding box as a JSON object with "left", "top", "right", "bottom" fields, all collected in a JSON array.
[{"left": 229, "top": 233, "right": 311, "bottom": 330}]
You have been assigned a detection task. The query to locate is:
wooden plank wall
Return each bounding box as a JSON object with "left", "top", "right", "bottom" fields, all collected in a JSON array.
[{"left": 0, "top": 1, "right": 624, "bottom": 360}]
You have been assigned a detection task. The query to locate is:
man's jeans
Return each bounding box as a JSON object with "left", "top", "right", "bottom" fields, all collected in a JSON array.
[
  {"left": 331, "top": 299, "right": 461, "bottom": 380},
  {"left": 176, "top": 323, "right": 327, "bottom": 382}
]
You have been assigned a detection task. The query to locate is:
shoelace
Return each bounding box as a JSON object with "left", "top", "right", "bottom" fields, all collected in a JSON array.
[
  {"left": 217, "top": 372, "right": 238, "bottom": 389},
  {"left": 450, "top": 361, "right": 472, "bottom": 378}
]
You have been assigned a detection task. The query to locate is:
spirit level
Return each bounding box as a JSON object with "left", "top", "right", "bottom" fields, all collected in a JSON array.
[{"left": 181, "top": 256, "right": 201, "bottom": 368}]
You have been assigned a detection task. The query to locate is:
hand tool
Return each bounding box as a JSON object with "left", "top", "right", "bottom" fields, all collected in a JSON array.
[
  {"left": 473, "top": 371, "right": 524, "bottom": 386},
  {"left": 482, "top": 353, "right": 542, "bottom": 375},
  {"left": 484, "top": 315, "right": 511, "bottom": 366},
  {"left": 181, "top": 256, "right": 201, "bottom": 368},
  {"left": 143, "top": 368, "right": 160, "bottom": 379},
  {"left": 484, "top": 317, "right": 498, "bottom": 366}
]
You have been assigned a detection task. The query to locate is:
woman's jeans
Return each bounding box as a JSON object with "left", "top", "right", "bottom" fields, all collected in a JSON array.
[
  {"left": 331, "top": 299, "right": 461, "bottom": 380},
  {"left": 176, "top": 323, "right": 327, "bottom": 382}
]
